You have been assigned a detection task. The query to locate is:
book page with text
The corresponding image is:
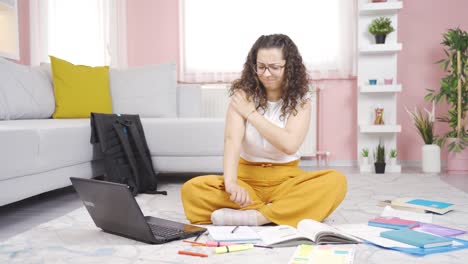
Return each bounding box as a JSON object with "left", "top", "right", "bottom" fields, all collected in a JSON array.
[{"left": 258, "top": 225, "right": 312, "bottom": 246}]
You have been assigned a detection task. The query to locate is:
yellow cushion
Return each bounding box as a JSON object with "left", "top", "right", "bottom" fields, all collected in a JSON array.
[{"left": 50, "top": 56, "right": 112, "bottom": 118}]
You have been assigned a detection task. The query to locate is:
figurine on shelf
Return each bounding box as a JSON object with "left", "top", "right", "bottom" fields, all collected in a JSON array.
[{"left": 374, "top": 107, "right": 385, "bottom": 125}]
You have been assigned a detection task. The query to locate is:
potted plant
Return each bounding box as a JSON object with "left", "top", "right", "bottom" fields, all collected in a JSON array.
[
  {"left": 361, "top": 148, "right": 370, "bottom": 165},
  {"left": 373, "top": 142, "right": 386, "bottom": 174},
  {"left": 368, "top": 17, "right": 394, "bottom": 44},
  {"left": 389, "top": 149, "right": 397, "bottom": 166},
  {"left": 425, "top": 27, "right": 468, "bottom": 173},
  {"left": 406, "top": 103, "right": 441, "bottom": 173}
]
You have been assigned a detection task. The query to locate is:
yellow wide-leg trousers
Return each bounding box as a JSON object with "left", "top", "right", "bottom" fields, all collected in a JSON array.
[{"left": 181, "top": 158, "right": 347, "bottom": 227}]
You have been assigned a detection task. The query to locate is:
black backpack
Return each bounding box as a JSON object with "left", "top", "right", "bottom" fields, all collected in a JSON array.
[{"left": 90, "top": 112, "right": 167, "bottom": 196}]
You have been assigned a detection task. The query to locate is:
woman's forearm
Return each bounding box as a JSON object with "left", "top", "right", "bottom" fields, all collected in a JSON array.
[{"left": 223, "top": 138, "right": 241, "bottom": 187}]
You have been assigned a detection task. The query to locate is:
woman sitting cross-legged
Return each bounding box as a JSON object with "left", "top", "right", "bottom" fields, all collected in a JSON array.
[{"left": 181, "top": 34, "right": 347, "bottom": 228}]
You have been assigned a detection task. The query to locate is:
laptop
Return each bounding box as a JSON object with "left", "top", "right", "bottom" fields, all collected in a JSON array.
[{"left": 70, "top": 177, "right": 206, "bottom": 244}]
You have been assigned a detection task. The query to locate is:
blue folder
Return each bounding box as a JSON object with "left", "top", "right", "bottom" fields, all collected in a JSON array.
[{"left": 365, "top": 237, "right": 468, "bottom": 256}]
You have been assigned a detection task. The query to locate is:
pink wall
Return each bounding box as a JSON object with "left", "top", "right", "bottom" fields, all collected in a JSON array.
[
  {"left": 127, "top": 0, "right": 179, "bottom": 66},
  {"left": 16, "top": 0, "right": 468, "bottom": 162},
  {"left": 318, "top": 81, "right": 357, "bottom": 161},
  {"left": 16, "top": 0, "right": 29, "bottom": 64},
  {"left": 397, "top": 0, "right": 468, "bottom": 161}
]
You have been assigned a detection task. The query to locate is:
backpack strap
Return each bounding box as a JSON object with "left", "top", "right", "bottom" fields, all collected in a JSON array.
[
  {"left": 113, "top": 120, "right": 141, "bottom": 196},
  {"left": 126, "top": 121, "right": 167, "bottom": 195}
]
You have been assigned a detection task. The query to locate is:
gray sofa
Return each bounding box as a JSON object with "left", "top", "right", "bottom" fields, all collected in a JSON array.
[{"left": 0, "top": 59, "right": 225, "bottom": 206}]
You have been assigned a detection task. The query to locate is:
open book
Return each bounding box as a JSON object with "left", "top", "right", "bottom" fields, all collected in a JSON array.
[{"left": 257, "top": 219, "right": 360, "bottom": 247}]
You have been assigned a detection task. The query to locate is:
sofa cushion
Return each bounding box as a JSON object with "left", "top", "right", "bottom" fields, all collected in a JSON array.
[
  {"left": 0, "top": 57, "right": 55, "bottom": 120},
  {"left": 177, "top": 84, "right": 201, "bottom": 118},
  {"left": 0, "top": 119, "right": 94, "bottom": 180},
  {"left": 141, "top": 118, "right": 225, "bottom": 156},
  {"left": 109, "top": 63, "right": 177, "bottom": 118},
  {"left": 50, "top": 56, "right": 112, "bottom": 118}
]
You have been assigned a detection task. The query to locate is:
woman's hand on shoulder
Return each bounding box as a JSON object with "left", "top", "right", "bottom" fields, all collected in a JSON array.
[
  {"left": 231, "top": 90, "right": 256, "bottom": 119},
  {"left": 225, "top": 182, "right": 253, "bottom": 207}
]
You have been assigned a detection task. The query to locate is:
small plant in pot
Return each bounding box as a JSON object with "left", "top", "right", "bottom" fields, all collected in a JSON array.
[
  {"left": 406, "top": 103, "right": 440, "bottom": 173},
  {"left": 389, "top": 149, "right": 397, "bottom": 166},
  {"left": 361, "top": 148, "right": 370, "bottom": 165},
  {"left": 374, "top": 143, "right": 386, "bottom": 173},
  {"left": 368, "top": 17, "right": 394, "bottom": 44}
]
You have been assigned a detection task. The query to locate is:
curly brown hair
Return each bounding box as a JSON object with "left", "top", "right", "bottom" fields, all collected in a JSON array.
[{"left": 230, "top": 34, "right": 309, "bottom": 120}]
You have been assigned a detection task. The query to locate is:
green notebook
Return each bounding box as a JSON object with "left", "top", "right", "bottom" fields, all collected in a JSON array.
[{"left": 380, "top": 229, "right": 453, "bottom": 248}]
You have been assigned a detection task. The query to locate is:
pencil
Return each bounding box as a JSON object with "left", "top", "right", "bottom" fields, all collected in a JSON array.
[
  {"left": 253, "top": 245, "right": 273, "bottom": 249},
  {"left": 194, "top": 232, "right": 203, "bottom": 242},
  {"left": 178, "top": 250, "right": 208, "bottom": 257},
  {"left": 231, "top": 226, "right": 239, "bottom": 233}
]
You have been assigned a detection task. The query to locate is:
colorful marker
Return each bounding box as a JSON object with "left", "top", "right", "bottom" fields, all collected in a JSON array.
[{"left": 178, "top": 250, "right": 208, "bottom": 257}]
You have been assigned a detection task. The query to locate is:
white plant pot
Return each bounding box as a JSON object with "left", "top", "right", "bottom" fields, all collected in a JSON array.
[
  {"left": 361, "top": 157, "right": 369, "bottom": 166},
  {"left": 389, "top": 157, "right": 397, "bottom": 166},
  {"left": 422, "top": 144, "right": 441, "bottom": 173}
]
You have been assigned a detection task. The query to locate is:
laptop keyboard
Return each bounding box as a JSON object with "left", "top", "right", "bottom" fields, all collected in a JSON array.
[{"left": 148, "top": 223, "right": 185, "bottom": 238}]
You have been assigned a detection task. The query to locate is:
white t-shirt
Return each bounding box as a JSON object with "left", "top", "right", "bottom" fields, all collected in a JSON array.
[{"left": 240, "top": 93, "right": 311, "bottom": 163}]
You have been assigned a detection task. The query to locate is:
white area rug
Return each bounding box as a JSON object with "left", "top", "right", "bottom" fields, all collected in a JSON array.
[{"left": 1, "top": 172, "right": 468, "bottom": 263}]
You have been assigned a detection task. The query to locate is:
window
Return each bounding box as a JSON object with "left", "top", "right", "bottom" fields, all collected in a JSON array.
[
  {"left": 29, "top": 0, "right": 127, "bottom": 67},
  {"left": 181, "top": 0, "right": 356, "bottom": 82},
  {"left": 0, "top": 0, "right": 20, "bottom": 60}
]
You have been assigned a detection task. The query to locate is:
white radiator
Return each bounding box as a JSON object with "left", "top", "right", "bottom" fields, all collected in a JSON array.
[{"left": 201, "top": 84, "right": 317, "bottom": 157}]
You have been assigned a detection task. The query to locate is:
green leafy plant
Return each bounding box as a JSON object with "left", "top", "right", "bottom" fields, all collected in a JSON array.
[
  {"left": 425, "top": 27, "right": 468, "bottom": 152},
  {"left": 368, "top": 17, "right": 395, "bottom": 36},
  {"left": 405, "top": 105, "right": 435, "bottom": 144},
  {"left": 361, "top": 148, "right": 369, "bottom": 158},
  {"left": 373, "top": 143, "right": 386, "bottom": 163},
  {"left": 390, "top": 149, "right": 397, "bottom": 158}
]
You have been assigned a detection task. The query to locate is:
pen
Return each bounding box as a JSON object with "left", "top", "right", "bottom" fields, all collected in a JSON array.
[
  {"left": 182, "top": 240, "right": 206, "bottom": 246},
  {"left": 253, "top": 245, "right": 273, "bottom": 249},
  {"left": 178, "top": 250, "right": 208, "bottom": 258},
  {"left": 231, "top": 226, "right": 239, "bottom": 233},
  {"left": 194, "top": 231, "right": 206, "bottom": 242}
]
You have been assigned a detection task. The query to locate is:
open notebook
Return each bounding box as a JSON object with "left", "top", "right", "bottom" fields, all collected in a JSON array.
[
  {"left": 257, "top": 219, "right": 360, "bottom": 247},
  {"left": 207, "top": 226, "right": 261, "bottom": 243}
]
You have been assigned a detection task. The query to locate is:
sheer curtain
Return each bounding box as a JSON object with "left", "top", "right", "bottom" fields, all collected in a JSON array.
[
  {"left": 181, "top": 0, "right": 356, "bottom": 82},
  {"left": 29, "top": 0, "right": 127, "bottom": 67}
]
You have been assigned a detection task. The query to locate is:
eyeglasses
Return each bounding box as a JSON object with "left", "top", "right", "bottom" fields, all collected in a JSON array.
[{"left": 253, "top": 63, "right": 285, "bottom": 76}]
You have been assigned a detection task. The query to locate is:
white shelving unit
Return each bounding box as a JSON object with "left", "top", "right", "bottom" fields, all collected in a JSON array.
[
  {"left": 360, "top": 43, "right": 402, "bottom": 54},
  {"left": 360, "top": 1, "right": 403, "bottom": 14},
  {"left": 360, "top": 124, "right": 401, "bottom": 133},
  {"left": 360, "top": 84, "right": 402, "bottom": 93},
  {"left": 357, "top": 0, "right": 402, "bottom": 173},
  {"left": 0, "top": 0, "right": 20, "bottom": 60}
]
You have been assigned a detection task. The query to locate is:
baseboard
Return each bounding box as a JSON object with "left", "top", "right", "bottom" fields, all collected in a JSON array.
[
  {"left": 300, "top": 159, "right": 358, "bottom": 167},
  {"left": 300, "top": 159, "right": 447, "bottom": 168},
  {"left": 398, "top": 160, "right": 447, "bottom": 169}
]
